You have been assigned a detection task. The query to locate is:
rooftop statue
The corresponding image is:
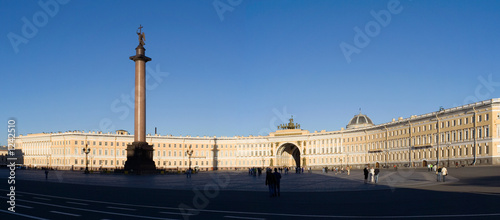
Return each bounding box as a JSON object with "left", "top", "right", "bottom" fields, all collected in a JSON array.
[{"left": 137, "top": 25, "right": 146, "bottom": 46}]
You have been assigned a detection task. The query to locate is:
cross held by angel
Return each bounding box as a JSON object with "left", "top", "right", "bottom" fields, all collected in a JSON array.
[{"left": 137, "top": 25, "right": 146, "bottom": 46}]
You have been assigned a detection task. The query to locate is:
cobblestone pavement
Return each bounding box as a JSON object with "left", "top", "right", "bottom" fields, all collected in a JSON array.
[{"left": 5, "top": 167, "right": 461, "bottom": 192}]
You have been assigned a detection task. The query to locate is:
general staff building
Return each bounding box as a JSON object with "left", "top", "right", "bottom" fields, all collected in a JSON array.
[{"left": 13, "top": 99, "right": 500, "bottom": 171}]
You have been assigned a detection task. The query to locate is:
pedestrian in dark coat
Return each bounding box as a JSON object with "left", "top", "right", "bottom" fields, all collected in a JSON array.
[
  {"left": 265, "top": 170, "right": 276, "bottom": 197},
  {"left": 273, "top": 168, "right": 282, "bottom": 197},
  {"left": 363, "top": 167, "right": 369, "bottom": 184},
  {"left": 374, "top": 167, "right": 380, "bottom": 183}
]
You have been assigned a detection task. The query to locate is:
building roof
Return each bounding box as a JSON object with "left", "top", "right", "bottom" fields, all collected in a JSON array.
[{"left": 346, "top": 112, "right": 374, "bottom": 129}]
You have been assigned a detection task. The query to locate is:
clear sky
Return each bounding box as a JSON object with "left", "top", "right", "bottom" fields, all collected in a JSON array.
[{"left": 2, "top": 0, "right": 500, "bottom": 146}]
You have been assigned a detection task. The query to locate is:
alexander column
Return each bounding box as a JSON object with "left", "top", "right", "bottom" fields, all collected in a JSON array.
[{"left": 124, "top": 25, "right": 156, "bottom": 173}]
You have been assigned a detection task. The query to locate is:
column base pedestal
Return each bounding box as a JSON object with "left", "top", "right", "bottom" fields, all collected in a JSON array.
[{"left": 124, "top": 142, "right": 156, "bottom": 174}]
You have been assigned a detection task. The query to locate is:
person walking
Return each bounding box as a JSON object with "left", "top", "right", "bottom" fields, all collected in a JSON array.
[
  {"left": 374, "top": 167, "right": 380, "bottom": 184},
  {"left": 363, "top": 166, "right": 369, "bottom": 184},
  {"left": 45, "top": 169, "right": 49, "bottom": 180},
  {"left": 265, "top": 169, "right": 276, "bottom": 197},
  {"left": 436, "top": 166, "right": 442, "bottom": 182},
  {"left": 186, "top": 168, "right": 192, "bottom": 178},
  {"left": 273, "top": 168, "right": 282, "bottom": 197},
  {"left": 441, "top": 166, "right": 448, "bottom": 182},
  {"left": 369, "top": 167, "right": 375, "bottom": 183}
]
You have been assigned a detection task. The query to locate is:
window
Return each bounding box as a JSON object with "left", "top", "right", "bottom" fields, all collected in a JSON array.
[
  {"left": 478, "top": 115, "right": 482, "bottom": 122},
  {"left": 74, "top": 141, "right": 78, "bottom": 145},
  {"left": 99, "top": 142, "right": 102, "bottom": 146},
  {"left": 486, "top": 114, "right": 489, "bottom": 121},
  {"left": 105, "top": 142, "right": 108, "bottom": 146}
]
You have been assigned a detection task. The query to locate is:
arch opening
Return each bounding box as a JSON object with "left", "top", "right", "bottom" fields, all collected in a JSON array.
[{"left": 276, "top": 143, "right": 301, "bottom": 168}]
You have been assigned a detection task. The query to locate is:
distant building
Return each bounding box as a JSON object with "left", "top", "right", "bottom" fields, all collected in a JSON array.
[
  {"left": 0, "top": 145, "right": 24, "bottom": 167},
  {"left": 0, "top": 146, "right": 7, "bottom": 167},
  {"left": 11, "top": 98, "right": 500, "bottom": 171}
]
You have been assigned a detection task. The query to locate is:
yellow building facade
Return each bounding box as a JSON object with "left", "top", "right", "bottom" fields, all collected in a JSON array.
[{"left": 13, "top": 98, "right": 500, "bottom": 171}]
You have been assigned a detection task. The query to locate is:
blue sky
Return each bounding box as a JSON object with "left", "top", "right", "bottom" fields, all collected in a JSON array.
[{"left": 2, "top": 0, "right": 500, "bottom": 146}]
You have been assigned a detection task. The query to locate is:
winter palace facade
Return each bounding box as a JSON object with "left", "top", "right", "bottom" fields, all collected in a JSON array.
[{"left": 12, "top": 98, "right": 500, "bottom": 171}]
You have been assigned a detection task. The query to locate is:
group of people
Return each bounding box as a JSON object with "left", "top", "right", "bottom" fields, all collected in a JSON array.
[
  {"left": 436, "top": 166, "right": 448, "bottom": 182},
  {"left": 363, "top": 166, "right": 380, "bottom": 184},
  {"left": 428, "top": 164, "right": 449, "bottom": 182},
  {"left": 322, "top": 166, "right": 351, "bottom": 175},
  {"left": 265, "top": 168, "right": 282, "bottom": 197},
  {"left": 248, "top": 167, "right": 263, "bottom": 176}
]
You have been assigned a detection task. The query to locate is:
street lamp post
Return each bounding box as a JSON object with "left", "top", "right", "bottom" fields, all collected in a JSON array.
[
  {"left": 186, "top": 146, "right": 193, "bottom": 171},
  {"left": 82, "top": 144, "right": 91, "bottom": 174},
  {"left": 433, "top": 108, "right": 444, "bottom": 167}
]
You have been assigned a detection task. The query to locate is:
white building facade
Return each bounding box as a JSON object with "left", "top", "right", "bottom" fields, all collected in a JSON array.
[{"left": 13, "top": 99, "right": 500, "bottom": 171}]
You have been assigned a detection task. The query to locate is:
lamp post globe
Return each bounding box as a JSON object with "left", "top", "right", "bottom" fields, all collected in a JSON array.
[{"left": 82, "top": 145, "right": 91, "bottom": 174}]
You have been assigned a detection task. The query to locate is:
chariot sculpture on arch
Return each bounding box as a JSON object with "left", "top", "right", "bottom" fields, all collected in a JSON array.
[{"left": 137, "top": 25, "right": 146, "bottom": 46}]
